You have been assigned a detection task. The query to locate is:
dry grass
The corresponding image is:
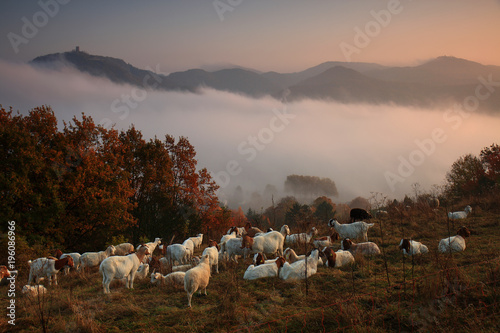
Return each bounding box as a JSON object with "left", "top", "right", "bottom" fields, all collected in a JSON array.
[{"left": 2, "top": 209, "right": 499, "bottom": 332}]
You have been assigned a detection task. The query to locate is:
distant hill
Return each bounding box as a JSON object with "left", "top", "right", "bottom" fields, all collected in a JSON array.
[
  {"left": 365, "top": 56, "right": 500, "bottom": 86},
  {"left": 31, "top": 51, "right": 500, "bottom": 113}
]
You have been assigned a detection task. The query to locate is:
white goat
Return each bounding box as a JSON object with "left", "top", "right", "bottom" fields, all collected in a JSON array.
[
  {"left": 399, "top": 239, "right": 429, "bottom": 256},
  {"left": 241, "top": 231, "right": 285, "bottom": 257},
  {"left": 28, "top": 256, "right": 74, "bottom": 286},
  {"left": 448, "top": 205, "right": 472, "bottom": 220},
  {"left": 279, "top": 249, "right": 320, "bottom": 281},
  {"left": 60, "top": 252, "right": 81, "bottom": 275},
  {"left": 284, "top": 247, "right": 324, "bottom": 266},
  {"left": 285, "top": 227, "right": 318, "bottom": 247},
  {"left": 80, "top": 245, "right": 116, "bottom": 271},
  {"left": 182, "top": 239, "right": 195, "bottom": 261},
  {"left": 184, "top": 254, "right": 211, "bottom": 308},
  {"left": 114, "top": 242, "right": 135, "bottom": 256},
  {"left": 172, "top": 264, "right": 194, "bottom": 272},
  {"left": 22, "top": 284, "right": 47, "bottom": 297},
  {"left": 341, "top": 238, "right": 380, "bottom": 255},
  {"left": 99, "top": 246, "right": 149, "bottom": 294},
  {"left": 135, "top": 263, "right": 150, "bottom": 280},
  {"left": 438, "top": 226, "right": 471, "bottom": 253},
  {"left": 219, "top": 238, "right": 249, "bottom": 263},
  {"left": 140, "top": 238, "right": 162, "bottom": 263},
  {"left": 166, "top": 244, "right": 191, "bottom": 265},
  {"left": 243, "top": 257, "right": 286, "bottom": 280},
  {"left": 188, "top": 233, "right": 203, "bottom": 249},
  {"left": 329, "top": 219, "right": 374, "bottom": 242},
  {"left": 313, "top": 230, "right": 340, "bottom": 248},
  {"left": 150, "top": 271, "right": 186, "bottom": 287},
  {"left": 220, "top": 230, "right": 237, "bottom": 246},
  {"left": 321, "top": 247, "right": 355, "bottom": 268},
  {"left": 202, "top": 245, "right": 219, "bottom": 275}
]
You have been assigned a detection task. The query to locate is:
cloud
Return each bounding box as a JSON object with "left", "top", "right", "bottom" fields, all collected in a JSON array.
[{"left": 1, "top": 59, "right": 499, "bottom": 208}]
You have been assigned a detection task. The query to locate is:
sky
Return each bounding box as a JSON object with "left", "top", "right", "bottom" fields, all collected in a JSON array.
[
  {"left": 1, "top": 1, "right": 499, "bottom": 207},
  {"left": 1, "top": 0, "right": 500, "bottom": 72}
]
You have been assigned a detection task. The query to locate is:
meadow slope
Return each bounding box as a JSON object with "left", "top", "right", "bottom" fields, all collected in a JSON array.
[{"left": 2, "top": 204, "right": 499, "bottom": 332}]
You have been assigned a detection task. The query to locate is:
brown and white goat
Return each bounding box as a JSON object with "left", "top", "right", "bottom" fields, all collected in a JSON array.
[
  {"left": 320, "top": 247, "right": 355, "bottom": 268},
  {"left": 438, "top": 226, "right": 470, "bottom": 253},
  {"left": 28, "top": 256, "right": 74, "bottom": 285}
]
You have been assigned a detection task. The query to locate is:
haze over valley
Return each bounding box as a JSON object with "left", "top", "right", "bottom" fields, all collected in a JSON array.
[{"left": 1, "top": 52, "right": 499, "bottom": 209}]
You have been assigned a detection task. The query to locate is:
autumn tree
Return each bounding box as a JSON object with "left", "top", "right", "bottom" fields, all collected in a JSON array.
[
  {"left": 285, "top": 202, "right": 315, "bottom": 230},
  {"left": 312, "top": 196, "right": 336, "bottom": 222},
  {"left": 58, "top": 114, "right": 135, "bottom": 250},
  {"left": 263, "top": 196, "right": 298, "bottom": 229},
  {"left": 445, "top": 154, "right": 486, "bottom": 199},
  {"left": 1, "top": 105, "right": 220, "bottom": 250},
  {"left": 284, "top": 174, "right": 338, "bottom": 198},
  {"left": 0, "top": 106, "right": 65, "bottom": 246},
  {"left": 445, "top": 143, "right": 500, "bottom": 200},
  {"left": 480, "top": 143, "right": 500, "bottom": 191},
  {"left": 349, "top": 196, "right": 371, "bottom": 210}
]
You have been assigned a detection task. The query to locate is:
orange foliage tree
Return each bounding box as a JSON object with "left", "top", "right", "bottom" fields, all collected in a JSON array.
[{"left": 0, "top": 105, "right": 221, "bottom": 250}]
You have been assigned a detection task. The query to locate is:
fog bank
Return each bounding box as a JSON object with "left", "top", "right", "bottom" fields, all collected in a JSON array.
[{"left": 1, "top": 60, "right": 499, "bottom": 208}]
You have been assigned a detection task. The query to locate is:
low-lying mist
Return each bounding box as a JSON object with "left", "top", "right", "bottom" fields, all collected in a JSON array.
[{"left": 1, "top": 60, "right": 499, "bottom": 209}]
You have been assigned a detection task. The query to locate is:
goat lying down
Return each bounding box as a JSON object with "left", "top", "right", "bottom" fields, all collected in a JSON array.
[
  {"left": 279, "top": 249, "right": 320, "bottom": 281},
  {"left": 151, "top": 271, "right": 186, "bottom": 288},
  {"left": 399, "top": 239, "right": 428, "bottom": 255},
  {"left": 320, "top": 247, "right": 355, "bottom": 268},
  {"left": 341, "top": 238, "right": 380, "bottom": 256},
  {"left": 243, "top": 257, "right": 286, "bottom": 280},
  {"left": 438, "top": 226, "right": 471, "bottom": 253}
]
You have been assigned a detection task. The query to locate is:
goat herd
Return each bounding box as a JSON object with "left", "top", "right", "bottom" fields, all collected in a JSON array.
[{"left": 0, "top": 206, "right": 473, "bottom": 308}]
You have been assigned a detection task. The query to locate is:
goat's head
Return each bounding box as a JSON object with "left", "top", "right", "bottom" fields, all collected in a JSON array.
[
  {"left": 208, "top": 239, "right": 219, "bottom": 251},
  {"left": 281, "top": 225, "right": 290, "bottom": 236},
  {"left": 107, "top": 245, "right": 116, "bottom": 256},
  {"left": 53, "top": 249, "right": 63, "bottom": 259},
  {"left": 275, "top": 257, "right": 286, "bottom": 269},
  {"left": 0, "top": 265, "right": 11, "bottom": 279},
  {"left": 330, "top": 230, "right": 340, "bottom": 241},
  {"left": 283, "top": 247, "right": 292, "bottom": 260},
  {"left": 54, "top": 256, "right": 74, "bottom": 271},
  {"left": 399, "top": 239, "right": 411, "bottom": 253},
  {"left": 254, "top": 253, "right": 265, "bottom": 266},
  {"left": 457, "top": 226, "right": 471, "bottom": 238},
  {"left": 328, "top": 219, "right": 337, "bottom": 228},
  {"left": 341, "top": 238, "right": 353, "bottom": 250},
  {"left": 240, "top": 235, "right": 253, "bottom": 249},
  {"left": 322, "top": 247, "right": 336, "bottom": 267}
]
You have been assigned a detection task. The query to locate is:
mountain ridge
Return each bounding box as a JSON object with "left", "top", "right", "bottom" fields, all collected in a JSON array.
[{"left": 30, "top": 50, "right": 500, "bottom": 113}]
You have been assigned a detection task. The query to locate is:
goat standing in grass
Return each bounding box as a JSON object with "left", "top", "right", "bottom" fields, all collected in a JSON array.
[
  {"left": 99, "top": 245, "right": 149, "bottom": 294},
  {"left": 184, "top": 254, "right": 211, "bottom": 308}
]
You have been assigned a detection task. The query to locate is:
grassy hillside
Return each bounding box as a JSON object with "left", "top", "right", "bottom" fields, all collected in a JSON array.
[{"left": 2, "top": 203, "right": 499, "bottom": 332}]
